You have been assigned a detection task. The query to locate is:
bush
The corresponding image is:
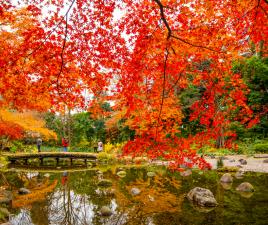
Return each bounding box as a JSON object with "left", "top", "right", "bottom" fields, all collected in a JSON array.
[
  {"left": 104, "top": 142, "right": 125, "bottom": 154},
  {"left": 97, "top": 152, "right": 117, "bottom": 163},
  {"left": 253, "top": 143, "right": 268, "bottom": 153}
]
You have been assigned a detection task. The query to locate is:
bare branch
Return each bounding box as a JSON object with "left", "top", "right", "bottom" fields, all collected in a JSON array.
[{"left": 153, "top": 0, "right": 172, "bottom": 39}]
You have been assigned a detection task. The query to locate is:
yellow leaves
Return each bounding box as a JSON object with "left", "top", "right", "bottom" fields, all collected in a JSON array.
[{"left": 0, "top": 109, "right": 57, "bottom": 140}]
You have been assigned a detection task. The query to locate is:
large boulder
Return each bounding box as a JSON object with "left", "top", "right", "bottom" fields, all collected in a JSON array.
[
  {"left": 187, "top": 187, "right": 217, "bottom": 207},
  {"left": 236, "top": 182, "right": 254, "bottom": 192},
  {"left": 220, "top": 173, "right": 233, "bottom": 183}
]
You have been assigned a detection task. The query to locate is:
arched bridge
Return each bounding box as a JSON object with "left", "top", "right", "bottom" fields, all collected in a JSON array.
[{"left": 4, "top": 152, "right": 98, "bottom": 166}]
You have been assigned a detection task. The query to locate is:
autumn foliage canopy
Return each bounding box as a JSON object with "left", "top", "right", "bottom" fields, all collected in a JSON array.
[{"left": 0, "top": 0, "right": 267, "bottom": 169}]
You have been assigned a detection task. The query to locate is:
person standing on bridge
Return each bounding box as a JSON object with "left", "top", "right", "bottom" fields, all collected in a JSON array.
[
  {"left": 36, "top": 137, "right": 42, "bottom": 153},
  {"left": 97, "top": 140, "right": 103, "bottom": 152},
  {"left": 62, "top": 137, "right": 69, "bottom": 152}
]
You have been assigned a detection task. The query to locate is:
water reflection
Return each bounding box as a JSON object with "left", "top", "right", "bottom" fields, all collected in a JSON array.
[{"left": 0, "top": 167, "right": 268, "bottom": 225}]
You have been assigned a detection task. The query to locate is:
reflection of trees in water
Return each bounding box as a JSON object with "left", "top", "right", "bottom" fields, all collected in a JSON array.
[
  {"left": 10, "top": 209, "right": 33, "bottom": 225},
  {"left": 48, "top": 190, "right": 95, "bottom": 225}
]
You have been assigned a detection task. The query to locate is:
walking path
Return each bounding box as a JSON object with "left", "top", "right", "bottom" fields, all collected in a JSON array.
[
  {"left": 151, "top": 154, "right": 268, "bottom": 173},
  {"left": 205, "top": 154, "right": 268, "bottom": 173}
]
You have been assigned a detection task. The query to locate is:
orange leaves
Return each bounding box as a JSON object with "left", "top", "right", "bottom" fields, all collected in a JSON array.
[
  {"left": 1, "top": 0, "right": 266, "bottom": 169},
  {"left": 0, "top": 109, "right": 57, "bottom": 140},
  {"left": 0, "top": 121, "right": 24, "bottom": 140}
]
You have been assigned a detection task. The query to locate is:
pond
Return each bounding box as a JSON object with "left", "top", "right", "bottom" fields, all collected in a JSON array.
[{"left": 0, "top": 165, "right": 268, "bottom": 225}]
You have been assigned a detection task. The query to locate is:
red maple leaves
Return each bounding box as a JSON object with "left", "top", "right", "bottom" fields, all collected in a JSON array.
[{"left": 0, "top": 0, "right": 267, "bottom": 169}]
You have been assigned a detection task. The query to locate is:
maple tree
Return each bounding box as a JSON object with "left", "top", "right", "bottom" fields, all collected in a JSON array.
[
  {"left": 0, "top": 0, "right": 267, "bottom": 169},
  {"left": 0, "top": 109, "right": 57, "bottom": 150}
]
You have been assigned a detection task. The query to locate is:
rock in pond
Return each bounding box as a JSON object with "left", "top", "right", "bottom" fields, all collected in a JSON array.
[
  {"left": 0, "top": 190, "right": 12, "bottom": 204},
  {"left": 180, "top": 170, "right": 192, "bottom": 177},
  {"left": 238, "top": 159, "right": 247, "bottom": 165},
  {"left": 131, "top": 187, "right": 141, "bottom": 196},
  {"left": 96, "top": 170, "right": 103, "bottom": 175},
  {"left": 229, "top": 159, "right": 235, "bottom": 163},
  {"left": 220, "top": 182, "right": 232, "bottom": 190},
  {"left": 235, "top": 171, "right": 245, "bottom": 179},
  {"left": 0, "top": 207, "right": 10, "bottom": 218},
  {"left": 220, "top": 173, "right": 233, "bottom": 183},
  {"left": 187, "top": 187, "right": 217, "bottom": 207},
  {"left": 117, "top": 171, "right": 126, "bottom": 177},
  {"left": 97, "top": 179, "right": 112, "bottom": 187},
  {"left": 147, "top": 171, "right": 156, "bottom": 177},
  {"left": 100, "top": 206, "right": 113, "bottom": 216},
  {"left": 18, "top": 188, "right": 31, "bottom": 195},
  {"left": 236, "top": 182, "right": 254, "bottom": 192}
]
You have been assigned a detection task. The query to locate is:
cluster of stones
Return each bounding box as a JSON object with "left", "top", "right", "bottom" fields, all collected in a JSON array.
[{"left": 187, "top": 170, "right": 255, "bottom": 209}]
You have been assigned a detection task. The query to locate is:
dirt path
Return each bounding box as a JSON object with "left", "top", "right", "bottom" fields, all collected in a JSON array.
[
  {"left": 151, "top": 154, "right": 268, "bottom": 173},
  {"left": 205, "top": 155, "right": 268, "bottom": 173}
]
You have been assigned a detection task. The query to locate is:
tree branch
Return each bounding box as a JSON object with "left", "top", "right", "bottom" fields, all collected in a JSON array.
[
  {"left": 155, "top": 48, "right": 169, "bottom": 139},
  {"left": 153, "top": 0, "right": 172, "bottom": 39}
]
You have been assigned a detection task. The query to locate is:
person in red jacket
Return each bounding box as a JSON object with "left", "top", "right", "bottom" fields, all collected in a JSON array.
[{"left": 62, "top": 137, "right": 69, "bottom": 152}]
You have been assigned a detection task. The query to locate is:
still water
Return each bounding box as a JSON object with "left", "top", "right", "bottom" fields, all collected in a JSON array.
[{"left": 0, "top": 165, "right": 268, "bottom": 225}]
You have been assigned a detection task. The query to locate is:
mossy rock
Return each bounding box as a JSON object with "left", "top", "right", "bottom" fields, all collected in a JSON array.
[
  {"left": 0, "top": 191, "right": 12, "bottom": 204},
  {"left": 236, "top": 182, "right": 254, "bottom": 192},
  {"left": 97, "top": 179, "right": 113, "bottom": 187},
  {"left": 0, "top": 207, "right": 10, "bottom": 219},
  {"left": 117, "top": 171, "right": 126, "bottom": 177}
]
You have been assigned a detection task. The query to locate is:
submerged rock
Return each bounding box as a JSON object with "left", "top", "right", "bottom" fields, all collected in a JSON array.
[
  {"left": 117, "top": 171, "right": 126, "bottom": 177},
  {"left": 235, "top": 171, "right": 245, "bottom": 179},
  {"left": 187, "top": 187, "right": 217, "bottom": 207},
  {"left": 97, "top": 179, "right": 112, "bottom": 187},
  {"left": 0, "top": 190, "right": 12, "bottom": 204},
  {"left": 131, "top": 187, "right": 141, "bottom": 196},
  {"left": 100, "top": 206, "right": 113, "bottom": 216},
  {"left": 0, "top": 207, "right": 10, "bottom": 218},
  {"left": 18, "top": 188, "right": 31, "bottom": 195},
  {"left": 148, "top": 195, "right": 155, "bottom": 202},
  {"left": 220, "top": 173, "right": 233, "bottom": 183},
  {"left": 220, "top": 182, "right": 232, "bottom": 190},
  {"left": 147, "top": 171, "right": 156, "bottom": 177},
  {"left": 236, "top": 182, "right": 254, "bottom": 192}
]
